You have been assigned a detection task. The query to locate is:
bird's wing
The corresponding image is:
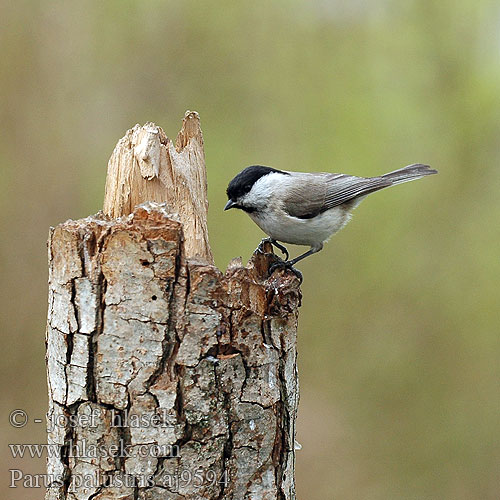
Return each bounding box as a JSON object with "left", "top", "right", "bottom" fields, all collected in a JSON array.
[
  {"left": 282, "top": 173, "right": 392, "bottom": 219},
  {"left": 279, "top": 173, "right": 328, "bottom": 219},
  {"left": 323, "top": 174, "right": 392, "bottom": 208}
]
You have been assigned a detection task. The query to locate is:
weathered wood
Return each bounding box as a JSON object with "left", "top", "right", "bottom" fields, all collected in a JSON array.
[
  {"left": 103, "top": 111, "right": 213, "bottom": 264},
  {"left": 46, "top": 114, "right": 300, "bottom": 500}
]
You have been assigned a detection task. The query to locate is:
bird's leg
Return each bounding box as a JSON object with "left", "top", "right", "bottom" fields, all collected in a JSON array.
[
  {"left": 287, "top": 244, "right": 322, "bottom": 266},
  {"left": 270, "top": 239, "right": 289, "bottom": 261},
  {"left": 256, "top": 238, "right": 289, "bottom": 261},
  {"left": 269, "top": 243, "right": 323, "bottom": 283}
]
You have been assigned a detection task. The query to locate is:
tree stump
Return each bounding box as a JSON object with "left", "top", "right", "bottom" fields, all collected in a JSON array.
[{"left": 46, "top": 112, "right": 301, "bottom": 500}]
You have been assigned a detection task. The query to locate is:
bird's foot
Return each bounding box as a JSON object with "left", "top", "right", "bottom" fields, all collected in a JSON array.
[
  {"left": 256, "top": 238, "right": 289, "bottom": 261},
  {"left": 270, "top": 240, "right": 289, "bottom": 261},
  {"left": 269, "top": 260, "right": 303, "bottom": 284}
]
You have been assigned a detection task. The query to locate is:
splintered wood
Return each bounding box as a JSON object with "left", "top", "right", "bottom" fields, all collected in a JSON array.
[
  {"left": 103, "top": 111, "right": 213, "bottom": 264},
  {"left": 46, "top": 113, "right": 301, "bottom": 500}
]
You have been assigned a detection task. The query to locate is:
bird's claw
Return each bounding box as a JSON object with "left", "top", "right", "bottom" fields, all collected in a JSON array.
[
  {"left": 269, "top": 261, "right": 303, "bottom": 284},
  {"left": 256, "top": 238, "right": 289, "bottom": 261},
  {"left": 271, "top": 240, "right": 289, "bottom": 261}
]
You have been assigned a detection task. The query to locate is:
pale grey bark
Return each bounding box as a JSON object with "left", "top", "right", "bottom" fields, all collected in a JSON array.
[{"left": 46, "top": 115, "right": 300, "bottom": 500}]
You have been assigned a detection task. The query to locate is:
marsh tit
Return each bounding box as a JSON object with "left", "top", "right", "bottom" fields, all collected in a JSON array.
[{"left": 224, "top": 163, "right": 437, "bottom": 280}]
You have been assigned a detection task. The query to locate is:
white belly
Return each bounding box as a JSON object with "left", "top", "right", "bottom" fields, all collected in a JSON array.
[{"left": 250, "top": 207, "right": 352, "bottom": 247}]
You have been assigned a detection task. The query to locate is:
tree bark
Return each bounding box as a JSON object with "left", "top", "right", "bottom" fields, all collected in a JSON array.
[{"left": 46, "top": 112, "right": 301, "bottom": 500}]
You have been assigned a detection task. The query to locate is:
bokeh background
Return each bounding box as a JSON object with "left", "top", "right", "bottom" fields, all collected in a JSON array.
[{"left": 1, "top": 1, "right": 499, "bottom": 499}]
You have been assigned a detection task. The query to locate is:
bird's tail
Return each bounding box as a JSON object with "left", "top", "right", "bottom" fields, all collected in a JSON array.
[{"left": 381, "top": 163, "right": 438, "bottom": 186}]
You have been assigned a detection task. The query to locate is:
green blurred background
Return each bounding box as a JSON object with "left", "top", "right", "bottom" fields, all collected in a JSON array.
[{"left": 1, "top": 1, "right": 499, "bottom": 499}]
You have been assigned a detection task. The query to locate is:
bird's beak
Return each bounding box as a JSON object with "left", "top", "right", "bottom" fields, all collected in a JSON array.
[{"left": 224, "top": 199, "right": 236, "bottom": 211}]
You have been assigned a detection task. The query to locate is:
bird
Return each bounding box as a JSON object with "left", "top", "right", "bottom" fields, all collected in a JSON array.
[{"left": 224, "top": 163, "right": 437, "bottom": 281}]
